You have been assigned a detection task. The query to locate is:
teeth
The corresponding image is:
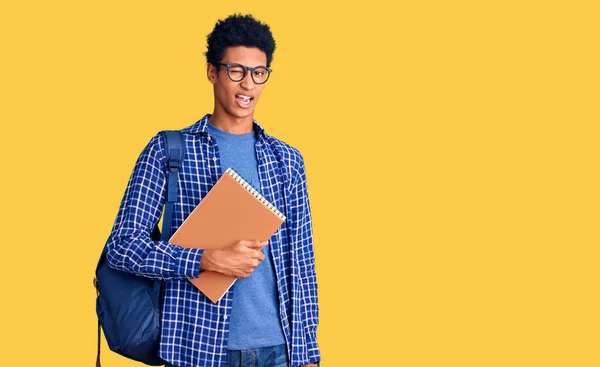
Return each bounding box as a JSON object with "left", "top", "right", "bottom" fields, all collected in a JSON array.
[{"left": 238, "top": 95, "right": 251, "bottom": 101}]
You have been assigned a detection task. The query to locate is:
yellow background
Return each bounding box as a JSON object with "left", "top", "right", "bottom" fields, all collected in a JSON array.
[{"left": 1, "top": 1, "right": 598, "bottom": 366}]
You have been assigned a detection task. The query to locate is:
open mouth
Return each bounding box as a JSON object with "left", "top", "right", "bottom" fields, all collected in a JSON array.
[{"left": 236, "top": 94, "right": 253, "bottom": 105}]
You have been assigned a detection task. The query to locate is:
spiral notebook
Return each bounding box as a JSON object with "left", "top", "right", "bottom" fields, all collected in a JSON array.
[{"left": 168, "top": 168, "right": 286, "bottom": 303}]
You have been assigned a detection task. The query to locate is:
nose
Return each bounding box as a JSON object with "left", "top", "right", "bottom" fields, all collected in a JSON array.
[{"left": 240, "top": 71, "right": 255, "bottom": 90}]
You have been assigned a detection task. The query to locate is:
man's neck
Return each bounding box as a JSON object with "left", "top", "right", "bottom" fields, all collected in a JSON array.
[{"left": 208, "top": 111, "right": 254, "bottom": 134}]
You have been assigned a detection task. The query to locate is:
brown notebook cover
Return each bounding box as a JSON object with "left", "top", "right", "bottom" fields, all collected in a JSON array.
[{"left": 168, "top": 168, "right": 286, "bottom": 303}]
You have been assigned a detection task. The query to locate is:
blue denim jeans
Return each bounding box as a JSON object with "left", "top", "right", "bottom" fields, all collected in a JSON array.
[{"left": 165, "top": 343, "right": 289, "bottom": 367}]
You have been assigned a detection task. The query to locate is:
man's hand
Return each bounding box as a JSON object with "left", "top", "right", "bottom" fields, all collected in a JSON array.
[
  {"left": 302, "top": 364, "right": 318, "bottom": 367},
  {"left": 199, "top": 240, "right": 267, "bottom": 278}
]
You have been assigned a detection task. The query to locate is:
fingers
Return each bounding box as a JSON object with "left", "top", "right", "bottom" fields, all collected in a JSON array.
[
  {"left": 249, "top": 242, "right": 266, "bottom": 261},
  {"left": 224, "top": 241, "right": 268, "bottom": 279},
  {"left": 235, "top": 257, "right": 263, "bottom": 279},
  {"left": 237, "top": 270, "right": 253, "bottom": 278},
  {"left": 257, "top": 252, "right": 266, "bottom": 261},
  {"left": 248, "top": 245, "right": 266, "bottom": 262}
]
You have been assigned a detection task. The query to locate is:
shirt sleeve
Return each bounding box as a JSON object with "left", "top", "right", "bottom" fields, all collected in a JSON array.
[
  {"left": 105, "top": 133, "right": 203, "bottom": 280},
  {"left": 290, "top": 154, "right": 321, "bottom": 363}
]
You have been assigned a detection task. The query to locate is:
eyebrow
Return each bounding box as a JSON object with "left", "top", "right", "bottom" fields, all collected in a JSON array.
[{"left": 223, "top": 62, "right": 267, "bottom": 68}]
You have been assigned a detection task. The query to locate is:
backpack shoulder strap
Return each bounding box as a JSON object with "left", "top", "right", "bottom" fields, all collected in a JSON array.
[
  {"left": 159, "top": 130, "right": 185, "bottom": 242},
  {"left": 95, "top": 130, "right": 185, "bottom": 367}
]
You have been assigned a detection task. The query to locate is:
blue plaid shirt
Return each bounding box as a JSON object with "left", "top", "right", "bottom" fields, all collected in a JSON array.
[{"left": 105, "top": 115, "right": 320, "bottom": 367}]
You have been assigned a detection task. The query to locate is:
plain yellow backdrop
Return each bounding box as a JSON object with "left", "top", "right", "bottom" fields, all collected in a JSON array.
[{"left": 1, "top": 1, "right": 598, "bottom": 366}]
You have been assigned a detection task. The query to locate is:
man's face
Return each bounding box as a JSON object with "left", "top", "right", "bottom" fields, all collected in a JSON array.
[{"left": 208, "top": 46, "right": 268, "bottom": 120}]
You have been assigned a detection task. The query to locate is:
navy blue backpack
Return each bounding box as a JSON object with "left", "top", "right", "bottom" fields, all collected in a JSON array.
[{"left": 94, "top": 131, "right": 185, "bottom": 366}]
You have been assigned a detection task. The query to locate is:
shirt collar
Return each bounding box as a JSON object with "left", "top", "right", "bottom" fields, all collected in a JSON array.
[{"left": 183, "top": 114, "right": 267, "bottom": 139}]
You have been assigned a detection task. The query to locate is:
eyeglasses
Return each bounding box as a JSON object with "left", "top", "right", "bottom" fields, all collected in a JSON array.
[{"left": 219, "top": 63, "right": 272, "bottom": 84}]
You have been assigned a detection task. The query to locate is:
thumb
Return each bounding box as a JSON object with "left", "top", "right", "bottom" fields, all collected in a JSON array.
[{"left": 246, "top": 240, "right": 268, "bottom": 249}]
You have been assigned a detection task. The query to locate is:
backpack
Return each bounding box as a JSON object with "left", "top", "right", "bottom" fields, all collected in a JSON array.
[{"left": 94, "top": 130, "right": 185, "bottom": 366}]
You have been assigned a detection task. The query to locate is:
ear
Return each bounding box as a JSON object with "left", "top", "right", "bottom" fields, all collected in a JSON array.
[{"left": 207, "top": 63, "right": 217, "bottom": 84}]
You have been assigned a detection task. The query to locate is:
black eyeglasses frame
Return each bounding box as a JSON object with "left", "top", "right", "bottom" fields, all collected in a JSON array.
[{"left": 218, "top": 63, "right": 272, "bottom": 84}]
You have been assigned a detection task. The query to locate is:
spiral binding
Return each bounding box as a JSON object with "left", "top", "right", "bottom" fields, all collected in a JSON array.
[{"left": 225, "top": 168, "right": 287, "bottom": 220}]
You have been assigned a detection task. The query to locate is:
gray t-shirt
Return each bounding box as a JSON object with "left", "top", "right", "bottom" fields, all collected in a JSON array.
[{"left": 206, "top": 122, "right": 285, "bottom": 350}]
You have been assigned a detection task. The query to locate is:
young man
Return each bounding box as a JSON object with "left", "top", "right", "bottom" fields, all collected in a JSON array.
[{"left": 105, "top": 14, "right": 320, "bottom": 367}]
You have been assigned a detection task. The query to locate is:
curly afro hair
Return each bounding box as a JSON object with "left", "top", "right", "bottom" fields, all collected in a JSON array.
[{"left": 205, "top": 14, "right": 276, "bottom": 69}]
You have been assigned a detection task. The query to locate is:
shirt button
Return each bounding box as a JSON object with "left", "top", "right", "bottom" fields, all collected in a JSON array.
[
  {"left": 223, "top": 315, "right": 228, "bottom": 320},
  {"left": 213, "top": 157, "right": 217, "bottom": 162}
]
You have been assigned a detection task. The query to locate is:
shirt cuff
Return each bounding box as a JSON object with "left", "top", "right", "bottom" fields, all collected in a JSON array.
[
  {"left": 174, "top": 247, "right": 204, "bottom": 278},
  {"left": 306, "top": 334, "right": 321, "bottom": 364}
]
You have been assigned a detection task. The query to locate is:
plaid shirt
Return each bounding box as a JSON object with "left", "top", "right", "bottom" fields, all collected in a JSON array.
[{"left": 105, "top": 115, "right": 320, "bottom": 367}]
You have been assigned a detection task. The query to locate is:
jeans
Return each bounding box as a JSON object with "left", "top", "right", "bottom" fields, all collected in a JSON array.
[{"left": 165, "top": 343, "right": 289, "bottom": 367}]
